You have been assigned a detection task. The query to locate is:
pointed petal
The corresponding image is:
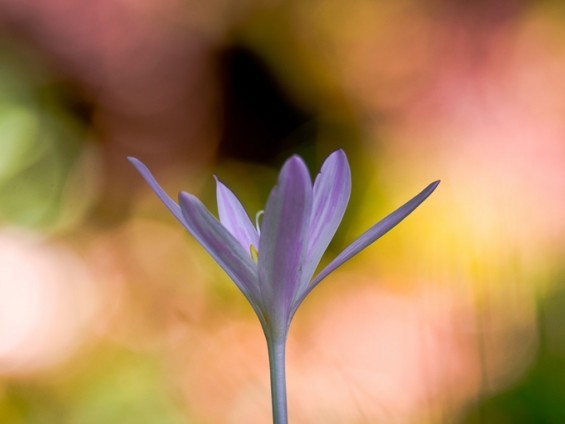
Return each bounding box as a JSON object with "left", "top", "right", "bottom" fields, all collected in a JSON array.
[
  {"left": 258, "top": 156, "right": 313, "bottom": 333},
  {"left": 299, "top": 150, "right": 351, "bottom": 296},
  {"left": 128, "top": 157, "right": 184, "bottom": 223},
  {"left": 179, "top": 192, "right": 261, "bottom": 304},
  {"left": 293, "top": 180, "right": 440, "bottom": 312},
  {"left": 215, "top": 177, "right": 259, "bottom": 252}
]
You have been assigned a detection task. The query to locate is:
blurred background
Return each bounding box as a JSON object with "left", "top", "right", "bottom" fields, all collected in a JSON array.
[{"left": 1, "top": 0, "right": 564, "bottom": 422}]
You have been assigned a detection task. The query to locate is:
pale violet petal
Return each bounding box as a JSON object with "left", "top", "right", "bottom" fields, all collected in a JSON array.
[
  {"left": 297, "top": 149, "right": 351, "bottom": 298},
  {"left": 215, "top": 176, "right": 259, "bottom": 251},
  {"left": 258, "top": 156, "right": 313, "bottom": 338},
  {"left": 179, "top": 192, "right": 262, "bottom": 310},
  {"left": 128, "top": 157, "right": 184, "bottom": 223},
  {"left": 292, "top": 180, "right": 440, "bottom": 313}
]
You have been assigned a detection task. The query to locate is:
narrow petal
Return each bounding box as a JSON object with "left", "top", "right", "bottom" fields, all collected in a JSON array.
[
  {"left": 298, "top": 150, "right": 351, "bottom": 297},
  {"left": 293, "top": 180, "right": 440, "bottom": 312},
  {"left": 128, "top": 157, "right": 184, "bottom": 223},
  {"left": 258, "top": 156, "right": 313, "bottom": 335},
  {"left": 179, "top": 192, "right": 261, "bottom": 307},
  {"left": 215, "top": 177, "right": 259, "bottom": 252}
]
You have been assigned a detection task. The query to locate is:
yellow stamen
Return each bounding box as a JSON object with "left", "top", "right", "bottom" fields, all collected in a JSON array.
[{"left": 250, "top": 244, "right": 259, "bottom": 263}]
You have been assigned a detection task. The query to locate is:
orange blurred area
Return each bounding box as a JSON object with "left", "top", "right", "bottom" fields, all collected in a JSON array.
[{"left": 1, "top": 0, "right": 565, "bottom": 422}]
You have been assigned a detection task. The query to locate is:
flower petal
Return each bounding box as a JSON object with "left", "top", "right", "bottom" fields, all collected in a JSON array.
[
  {"left": 178, "top": 192, "right": 261, "bottom": 306},
  {"left": 258, "top": 156, "right": 313, "bottom": 336},
  {"left": 293, "top": 180, "right": 440, "bottom": 312},
  {"left": 298, "top": 149, "right": 351, "bottom": 297},
  {"left": 128, "top": 157, "right": 184, "bottom": 223},
  {"left": 215, "top": 176, "right": 259, "bottom": 252}
]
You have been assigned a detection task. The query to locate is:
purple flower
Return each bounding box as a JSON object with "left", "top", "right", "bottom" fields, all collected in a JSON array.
[{"left": 129, "top": 150, "right": 438, "bottom": 423}]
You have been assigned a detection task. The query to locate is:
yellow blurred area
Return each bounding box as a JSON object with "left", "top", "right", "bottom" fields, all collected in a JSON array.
[{"left": 1, "top": 0, "right": 565, "bottom": 422}]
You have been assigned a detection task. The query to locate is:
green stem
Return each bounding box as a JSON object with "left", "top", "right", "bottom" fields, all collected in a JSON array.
[{"left": 267, "top": 337, "right": 288, "bottom": 424}]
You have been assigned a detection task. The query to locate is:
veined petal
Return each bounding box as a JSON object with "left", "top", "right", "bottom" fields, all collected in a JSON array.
[
  {"left": 215, "top": 176, "right": 259, "bottom": 252},
  {"left": 293, "top": 180, "right": 440, "bottom": 312},
  {"left": 179, "top": 192, "right": 261, "bottom": 306},
  {"left": 128, "top": 157, "right": 184, "bottom": 223},
  {"left": 298, "top": 149, "right": 351, "bottom": 297},
  {"left": 258, "top": 156, "right": 313, "bottom": 336}
]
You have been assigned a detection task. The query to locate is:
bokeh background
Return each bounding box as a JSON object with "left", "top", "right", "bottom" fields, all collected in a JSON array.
[{"left": 1, "top": 0, "right": 565, "bottom": 422}]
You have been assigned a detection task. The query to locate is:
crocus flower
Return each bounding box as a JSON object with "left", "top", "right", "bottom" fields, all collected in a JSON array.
[{"left": 129, "top": 150, "right": 438, "bottom": 424}]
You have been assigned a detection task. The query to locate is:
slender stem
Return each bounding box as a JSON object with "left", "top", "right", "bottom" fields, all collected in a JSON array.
[{"left": 267, "top": 337, "right": 288, "bottom": 424}]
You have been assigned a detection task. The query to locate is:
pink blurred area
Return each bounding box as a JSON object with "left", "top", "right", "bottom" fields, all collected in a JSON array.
[{"left": 0, "top": 0, "right": 564, "bottom": 422}]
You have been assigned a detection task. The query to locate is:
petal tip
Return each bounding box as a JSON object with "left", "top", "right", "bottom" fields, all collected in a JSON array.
[
  {"left": 128, "top": 156, "right": 152, "bottom": 177},
  {"left": 179, "top": 192, "right": 203, "bottom": 215},
  {"left": 214, "top": 175, "right": 233, "bottom": 195},
  {"left": 179, "top": 190, "right": 191, "bottom": 197},
  {"left": 287, "top": 154, "right": 306, "bottom": 166},
  {"left": 178, "top": 191, "right": 194, "bottom": 204},
  {"left": 214, "top": 175, "right": 228, "bottom": 188},
  {"left": 333, "top": 148, "right": 347, "bottom": 158},
  {"left": 127, "top": 156, "right": 142, "bottom": 166},
  {"left": 323, "top": 149, "right": 349, "bottom": 169},
  {"left": 280, "top": 155, "right": 310, "bottom": 181}
]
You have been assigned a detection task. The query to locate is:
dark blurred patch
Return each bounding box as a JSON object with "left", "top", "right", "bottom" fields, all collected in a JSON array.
[
  {"left": 217, "top": 45, "right": 315, "bottom": 165},
  {"left": 460, "top": 276, "right": 565, "bottom": 424},
  {"left": 42, "top": 80, "right": 94, "bottom": 129}
]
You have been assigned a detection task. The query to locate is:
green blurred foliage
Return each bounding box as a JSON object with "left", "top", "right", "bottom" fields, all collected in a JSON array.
[
  {"left": 461, "top": 276, "right": 565, "bottom": 424},
  {"left": 0, "top": 43, "right": 97, "bottom": 232},
  {"left": 0, "top": 348, "right": 186, "bottom": 424}
]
